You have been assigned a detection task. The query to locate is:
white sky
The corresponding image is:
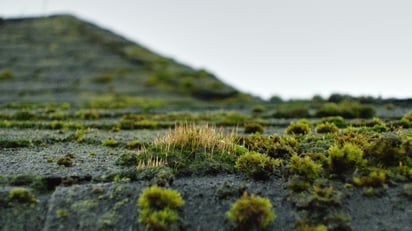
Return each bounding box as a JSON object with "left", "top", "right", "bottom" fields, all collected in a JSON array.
[{"left": 1, "top": 0, "right": 412, "bottom": 99}]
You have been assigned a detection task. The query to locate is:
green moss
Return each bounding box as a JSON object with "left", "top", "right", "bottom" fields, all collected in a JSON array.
[
  {"left": 243, "top": 122, "right": 265, "bottom": 134},
  {"left": 137, "top": 186, "right": 184, "bottom": 231},
  {"left": 0, "top": 68, "right": 13, "bottom": 80},
  {"left": 272, "top": 106, "right": 309, "bottom": 118},
  {"left": 102, "top": 137, "right": 118, "bottom": 147},
  {"left": 219, "top": 111, "right": 251, "bottom": 126},
  {"left": 328, "top": 143, "right": 365, "bottom": 175},
  {"left": 226, "top": 192, "right": 275, "bottom": 230},
  {"left": 76, "top": 109, "right": 99, "bottom": 119},
  {"left": 0, "top": 138, "right": 33, "bottom": 148},
  {"left": 353, "top": 170, "right": 386, "bottom": 187},
  {"left": 93, "top": 72, "right": 114, "bottom": 83},
  {"left": 126, "top": 140, "right": 141, "bottom": 149},
  {"left": 365, "top": 133, "right": 406, "bottom": 166},
  {"left": 292, "top": 185, "right": 342, "bottom": 211},
  {"left": 13, "top": 110, "right": 35, "bottom": 120},
  {"left": 286, "top": 120, "right": 311, "bottom": 136},
  {"left": 9, "top": 187, "right": 37, "bottom": 204},
  {"left": 315, "top": 122, "right": 338, "bottom": 134},
  {"left": 321, "top": 116, "right": 347, "bottom": 128},
  {"left": 251, "top": 105, "right": 267, "bottom": 114},
  {"left": 56, "top": 208, "right": 69, "bottom": 218},
  {"left": 400, "top": 111, "right": 412, "bottom": 127},
  {"left": 115, "top": 153, "right": 138, "bottom": 166},
  {"left": 56, "top": 153, "right": 75, "bottom": 167},
  {"left": 241, "top": 133, "right": 297, "bottom": 159},
  {"left": 235, "top": 152, "right": 282, "bottom": 180},
  {"left": 288, "top": 154, "right": 323, "bottom": 181},
  {"left": 316, "top": 101, "right": 375, "bottom": 119}
]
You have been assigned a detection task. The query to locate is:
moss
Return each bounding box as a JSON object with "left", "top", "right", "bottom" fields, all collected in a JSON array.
[
  {"left": 68, "top": 128, "right": 89, "bottom": 143},
  {"left": 9, "top": 187, "right": 37, "bottom": 204},
  {"left": 76, "top": 109, "right": 99, "bottom": 119},
  {"left": 353, "top": 170, "right": 386, "bottom": 187},
  {"left": 286, "top": 120, "right": 311, "bottom": 136},
  {"left": 13, "top": 110, "right": 35, "bottom": 120},
  {"left": 321, "top": 116, "right": 347, "bottom": 128},
  {"left": 400, "top": 111, "right": 412, "bottom": 127},
  {"left": 366, "top": 133, "right": 408, "bottom": 167},
  {"left": 137, "top": 186, "right": 184, "bottom": 231},
  {"left": 56, "top": 153, "right": 75, "bottom": 167},
  {"left": 219, "top": 111, "right": 251, "bottom": 126},
  {"left": 0, "top": 138, "right": 33, "bottom": 148},
  {"left": 8, "top": 174, "right": 48, "bottom": 192},
  {"left": 126, "top": 140, "right": 142, "bottom": 149},
  {"left": 288, "top": 154, "right": 323, "bottom": 181},
  {"left": 295, "top": 224, "right": 327, "bottom": 231},
  {"left": 272, "top": 106, "right": 309, "bottom": 118},
  {"left": 291, "top": 185, "right": 342, "bottom": 211},
  {"left": 316, "top": 101, "right": 375, "bottom": 119},
  {"left": 315, "top": 122, "right": 338, "bottom": 134},
  {"left": 115, "top": 153, "right": 138, "bottom": 166},
  {"left": 328, "top": 143, "right": 365, "bottom": 175},
  {"left": 102, "top": 137, "right": 118, "bottom": 147},
  {"left": 241, "top": 133, "right": 297, "bottom": 159},
  {"left": 226, "top": 192, "right": 275, "bottom": 230},
  {"left": 56, "top": 208, "right": 69, "bottom": 218},
  {"left": 235, "top": 152, "right": 282, "bottom": 180},
  {"left": 243, "top": 122, "right": 265, "bottom": 134},
  {"left": 0, "top": 68, "right": 13, "bottom": 80},
  {"left": 251, "top": 105, "right": 267, "bottom": 114},
  {"left": 71, "top": 199, "right": 98, "bottom": 213},
  {"left": 93, "top": 72, "right": 114, "bottom": 83}
]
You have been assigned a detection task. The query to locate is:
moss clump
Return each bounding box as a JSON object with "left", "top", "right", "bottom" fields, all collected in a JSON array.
[
  {"left": 365, "top": 133, "right": 406, "bottom": 167},
  {"left": 316, "top": 101, "right": 375, "bottom": 119},
  {"left": 315, "top": 122, "right": 338, "bottom": 134},
  {"left": 115, "top": 153, "right": 138, "bottom": 166},
  {"left": 286, "top": 120, "right": 311, "bottom": 136},
  {"left": 137, "top": 186, "right": 184, "bottom": 231},
  {"left": 292, "top": 185, "right": 342, "bottom": 211},
  {"left": 13, "top": 110, "right": 35, "bottom": 120},
  {"left": 288, "top": 154, "right": 323, "bottom": 181},
  {"left": 353, "top": 170, "right": 386, "bottom": 187},
  {"left": 321, "top": 116, "right": 347, "bottom": 128},
  {"left": 56, "top": 153, "right": 75, "bottom": 167},
  {"left": 251, "top": 105, "right": 267, "bottom": 114},
  {"left": 126, "top": 140, "right": 142, "bottom": 149},
  {"left": 226, "top": 192, "right": 275, "bottom": 230},
  {"left": 93, "top": 72, "right": 114, "bottom": 83},
  {"left": 328, "top": 143, "right": 365, "bottom": 175},
  {"left": 235, "top": 152, "right": 282, "bottom": 180},
  {"left": 400, "top": 111, "right": 412, "bottom": 127},
  {"left": 243, "top": 122, "right": 264, "bottom": 134},
  {"left": 241, "top": 133, "right": 297, "bottom": 159},
  {"left": 272, "top": 106, "right": 309, "bottom": 118},
  {"left": 370, "top": 117, "right": 387, "bottom": 132},
  {"left": 0, "top": 68, "right": 13, "bottom": 80},
  {"left": 102, "top": 137, "right": 118, "bottom": 147},
  {"left": 9, "top": 187, "right": 37, "bottom": 203}
]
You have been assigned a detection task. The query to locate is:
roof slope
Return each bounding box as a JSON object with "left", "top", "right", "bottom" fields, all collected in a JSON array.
[{"left": 0, "top": 15, "right": 243, "bottom": 104}]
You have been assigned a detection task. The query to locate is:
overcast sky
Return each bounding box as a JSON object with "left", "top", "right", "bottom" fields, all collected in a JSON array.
[{"left": 1, "top": 0, "right": 412, "bottom": 99}]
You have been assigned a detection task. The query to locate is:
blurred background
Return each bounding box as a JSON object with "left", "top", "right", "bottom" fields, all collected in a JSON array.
[{"left": 1, "top": 0, "right": 412, "bottom": 100}]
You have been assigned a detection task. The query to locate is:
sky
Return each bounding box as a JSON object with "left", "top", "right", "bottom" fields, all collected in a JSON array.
[{"left": 1, "top": 0, "right": 412, "bottom": 100}]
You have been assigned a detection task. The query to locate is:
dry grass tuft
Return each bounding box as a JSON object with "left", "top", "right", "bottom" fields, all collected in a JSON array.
[{"left": 153, "top": 123, "right": 239, "bottom": 158}]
